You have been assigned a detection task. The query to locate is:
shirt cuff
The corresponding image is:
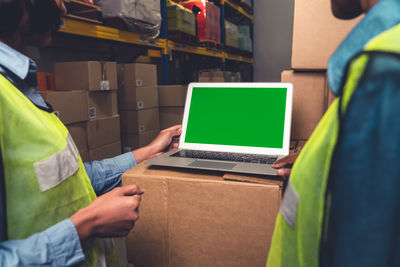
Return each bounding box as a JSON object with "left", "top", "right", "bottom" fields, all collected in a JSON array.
[
  {"left": 44, "top": 219, "right": 85, "bottom": 266},
  {"left": 113, "top": 152, "right": 137, "bottom": 174}
]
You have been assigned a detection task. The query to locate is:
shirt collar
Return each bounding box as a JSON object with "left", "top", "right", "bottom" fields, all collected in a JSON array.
[
  {"left": 0, "top": 41, "right": 31, "bottom": 80},
  {"left": 327, "top": 0, "right": 400, "bottom": 96}
]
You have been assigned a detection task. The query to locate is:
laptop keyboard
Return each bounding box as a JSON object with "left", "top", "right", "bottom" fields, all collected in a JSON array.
[{"left": 171, "top": 150, "right": 278, "bottom": 164}]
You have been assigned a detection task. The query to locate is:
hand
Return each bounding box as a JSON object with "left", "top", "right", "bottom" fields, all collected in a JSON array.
[
  {"left": 271, "top": 152, "right": 300, "bottom": 180},
  {"left": 70, "top": 184, "right": 144, "bottom": 240},
  {"left": 133, "top": 125, "right": 182, "bottom": 163}
]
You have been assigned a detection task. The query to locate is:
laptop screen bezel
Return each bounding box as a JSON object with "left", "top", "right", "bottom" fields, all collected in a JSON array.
[{"left": 179, "top": 82, "right": 293, "bottom": 156}]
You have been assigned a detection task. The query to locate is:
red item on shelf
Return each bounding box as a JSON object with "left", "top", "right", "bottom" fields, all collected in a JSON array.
[
  {"left": 181, "top": 0, "right": 221, "bottom": 43},
  {"left": 37, "top": 72, "right": 48, "bottom": 91}
]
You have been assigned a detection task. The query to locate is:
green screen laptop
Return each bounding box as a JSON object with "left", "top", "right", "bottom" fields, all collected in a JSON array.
[{"left": 147, "top": 82, "right": 293, "bottom": 175}]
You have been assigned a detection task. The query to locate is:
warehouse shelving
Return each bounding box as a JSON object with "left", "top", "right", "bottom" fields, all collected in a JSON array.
[
  {"left": 223, "top": 0, "right": 254, "bottom": 21},
  {"left": 56, "top": 0, "right": 254, "bottom": 84}
]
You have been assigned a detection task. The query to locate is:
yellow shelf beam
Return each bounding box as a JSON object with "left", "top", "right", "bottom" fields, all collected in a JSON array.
[
  {"left": 223, "top": 0, "right": 254, "bottom": 22},
  {"left": 58, "top": 17, "right": 166, "bottom": 49},
  {"left": 167, "top": 40, "right": 225, "bottom": 59},
  {"left": 58, "top": 17, "right": 253, "bottom": 64}
]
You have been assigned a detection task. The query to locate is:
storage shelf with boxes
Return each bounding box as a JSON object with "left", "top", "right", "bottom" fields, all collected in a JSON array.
[
  {"left": 117, "top": 63, "right": 161, "bottom": 152},
  {"left": 45, "top": 60, "right": 122, "bottom": 162}
]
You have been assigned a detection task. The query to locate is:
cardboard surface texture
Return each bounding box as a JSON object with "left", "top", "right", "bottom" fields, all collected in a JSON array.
[
  {"left": 292, "top": 0, "right": 362, "bottom": 69},
  {"left": 118, "top": 63, "right": 158, "bottom": 88},
  {"left": 122, "top": 129, "right": 160, "bottom": 151},
  {"left": 158, "top": 85, "right": 187, "bottom": 107},
  {"left": 281, "top": 70, "right": 329, "bottom": 140},
  {"left": 87, "top": 91, "right": 118, "bottom": 119},
  {"left": 120, "top": 108, "right": 160, "bottom": 134},
  {"left": 54, "top": 61, "right": 118, "bottom": 91},
  {"left": 41, "top": 91, "right": 88, "bottom": 124},
  {"left": 119, "top": 86, "right": 159, "bottom": 110},
  {"left": 89, "top": 141, "right": 122, "bottom": 161},
  {"left": 123, "top": 163, "right": 282, "bottom": 267},
  {"left": 160, "top": 107, "right": 184, "bottom": 129},
  {"left": 67, "top": 122, "right": 87, "bottom": 152},
  {"left": 86, "top": 115, "right": 121, "bottom": 149}
]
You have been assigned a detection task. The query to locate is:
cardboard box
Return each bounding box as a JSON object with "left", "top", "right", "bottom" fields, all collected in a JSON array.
[
  {"left": 86, "top": 115, "right": 121, "bottom": 149},
  {"left": 54, "top": 61, "right": 118, "bottom": 91},
  {"left": 198, "top": 71, "right": 232, "bottom": 82},
  {"left": 41, "top": 91, "right": 88, "bottom": 124},
  {"left": 118, "top": 63, "right": 157, "bottom": 88},
  {"left": 123, "top": 163, "right": 283, "bottom": 267},
  {"left": 87, "top": 91, "right": 118, "bottom": 119},
  {"left": 160, "top": 107, "right": 184, "bottom": 129},
  {"left": 281, "top": 70, "right": 329, "bottom": 140},
  {"left": 80, "top": 150, "right": 89, "bottom": 162},
  {"left": 67, "top": 122, "right": 87, "bottom": 152},
  {"left": 37, "top": 72, "right": 47, "bottom": 91},
  {"left": 120, "top": 108, "right": 160, "bottom": 134},
  {"left": 121, "top": 129, "right": 160, "bottom": 151},
  {"left": 291, "top": 0, "right": 362, "bottom": 69},
  {"left": 158, "top": 85, "right": 187, "bottom": 107},
  {"left": 119, "top": 86, "right": 159, "bottom": 110},
  {"left": 89, "top": 141, "right": 122, "bottom": 161}
]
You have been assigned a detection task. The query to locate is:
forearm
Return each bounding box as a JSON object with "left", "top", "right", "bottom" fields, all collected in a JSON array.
[{"left": 0, "top": 220, "right": 84, "bottom": 266}]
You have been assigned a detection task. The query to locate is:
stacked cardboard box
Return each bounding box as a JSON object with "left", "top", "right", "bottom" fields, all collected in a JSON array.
[
  {"left": 118, "top": 63, "right": 160, "bottom": 151},
  {"left": 283, "top": 0, "right": 361, "bottom": 142},
  {"left": 49, "top": 61, "right": 121, "bottom": 162},
  {"left": 198, "top": 70, "right": 233, "bottom": 82},
  {"left": 123, "top": 163, "right": 283, "bottom": 267},
  {"left": 158, "top": 85, "right": 187, "bottom": 130}
]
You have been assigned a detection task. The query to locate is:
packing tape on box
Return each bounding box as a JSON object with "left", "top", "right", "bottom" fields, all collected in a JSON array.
[{"left": 100, "top": 61, "right": 110, "bottom": 91}]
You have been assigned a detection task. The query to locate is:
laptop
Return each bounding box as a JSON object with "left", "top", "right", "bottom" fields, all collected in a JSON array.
[{"left": 147, "top": 82, "right": 293, "bottom": 176}]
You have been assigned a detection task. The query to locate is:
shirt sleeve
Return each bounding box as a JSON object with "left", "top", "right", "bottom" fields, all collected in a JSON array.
[
  {"left": 326, "top": 54, "right": 400, "bottom": 266},
  {"left": 84, "top": 152, "right": 137, "bottom": 196},
  {"left": 0, "top": 219, "right": 84, "bottom": 266}
]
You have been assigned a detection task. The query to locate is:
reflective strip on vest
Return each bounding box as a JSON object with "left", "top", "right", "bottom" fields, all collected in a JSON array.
[{"left": 34, "top": 134, "right": 79, "bottom": 192}]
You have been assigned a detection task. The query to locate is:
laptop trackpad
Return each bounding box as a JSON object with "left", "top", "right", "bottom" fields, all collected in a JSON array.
[{"left": 189, "top": 160, "right": 236, "bottom": 170}]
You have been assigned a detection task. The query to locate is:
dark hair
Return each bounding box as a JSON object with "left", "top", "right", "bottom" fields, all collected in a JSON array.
[
  {"left": 0, "top": 0, "right": 62, "bottom": 38},
  {"left": 0, "top": 0, "right": 24, "bottom": 38}
]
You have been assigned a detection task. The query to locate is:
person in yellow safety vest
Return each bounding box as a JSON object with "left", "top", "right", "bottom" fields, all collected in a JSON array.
[
  {"left": 0, "top": 0, "right": 181, "bottom": 266},
  {"left": 268, "top": 0, "right": 400, "bottom": 266}
]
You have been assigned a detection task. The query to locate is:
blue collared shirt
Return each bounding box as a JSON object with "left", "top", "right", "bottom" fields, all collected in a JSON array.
[
  {"left": 0, "top": 41, "right": 137, "bottom": 266},
  {"left": 325, "top": 0, "right": 400, "bottom": 266}
]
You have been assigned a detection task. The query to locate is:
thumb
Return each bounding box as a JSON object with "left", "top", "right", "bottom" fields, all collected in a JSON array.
[{"left": 120, "top": 184, "right": 144, "bottom": 196}]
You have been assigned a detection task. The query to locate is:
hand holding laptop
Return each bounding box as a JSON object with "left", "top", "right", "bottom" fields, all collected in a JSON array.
[{"left": 132, "top": 125, "right": 182, "bottom": 163}]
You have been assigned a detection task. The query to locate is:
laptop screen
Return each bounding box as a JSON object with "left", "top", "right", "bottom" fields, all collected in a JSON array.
[{"left": 180, "top": 83, "right": 293, "bottom": 155}]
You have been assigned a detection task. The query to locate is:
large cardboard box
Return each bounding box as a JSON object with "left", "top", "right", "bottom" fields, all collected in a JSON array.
[
  {"left": 281, "top": 70, "right": 329, "bottom": 140},
  {"left": 89, "top": 141, "right": 122, "bottom": 161},
  {"left": 120, "top": 109, "right": 160, "bottom": 134},
  {"left": 198, "top": 71, "right": 232, "bottom": 82},
  {"left": 67, "top": 122, "right": 87, "bottom": 152},
  {"left": 159, "top": 107, "right": 184, "bottom": 129},
  {"left": 158, "top": 85, "right": 187, "bottom": 107},
  {"left": 86, "top": 115, "right": 121, "bottom": 149},
  {"left": 41, "top": 91, "right": 88, "bottom": 124},
  {"left": 54, "top": 61, "right": 118, "bottom": 91},
  {"left": 122, "top": 129, "right": 160, "bottom": 151},
  {"left": 118, "top": 86, "right": 159, "bottom": 110},
  {"left": 118, "top": 63, "right": 157, "bottom": 88},
  {"left": 291, "top": 0, "right": 362, "bottom": 69},
  {"left": 123, "top": 163, "right": 283, "bottom": 267},
  {"left": 87, "top": 91, "right": 118, "bottom": 119}
]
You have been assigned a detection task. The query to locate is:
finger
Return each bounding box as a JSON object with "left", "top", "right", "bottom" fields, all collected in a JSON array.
[
  {"left": 271, "top": 159, "right": 289, "bottom": 168},
  {"left": 166, "top": 125, "right": 182, "bottom": 133},
  {"left": 276, "top": 168, "right": 291, "bottom": 178},
  {"left": 121, "top": 184, "right": 144, "bottom": 196}
]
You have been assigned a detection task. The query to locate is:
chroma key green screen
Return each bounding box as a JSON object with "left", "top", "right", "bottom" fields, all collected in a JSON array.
[{"left": 184, "top": 87, "right": 287, "bottom": 148}]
